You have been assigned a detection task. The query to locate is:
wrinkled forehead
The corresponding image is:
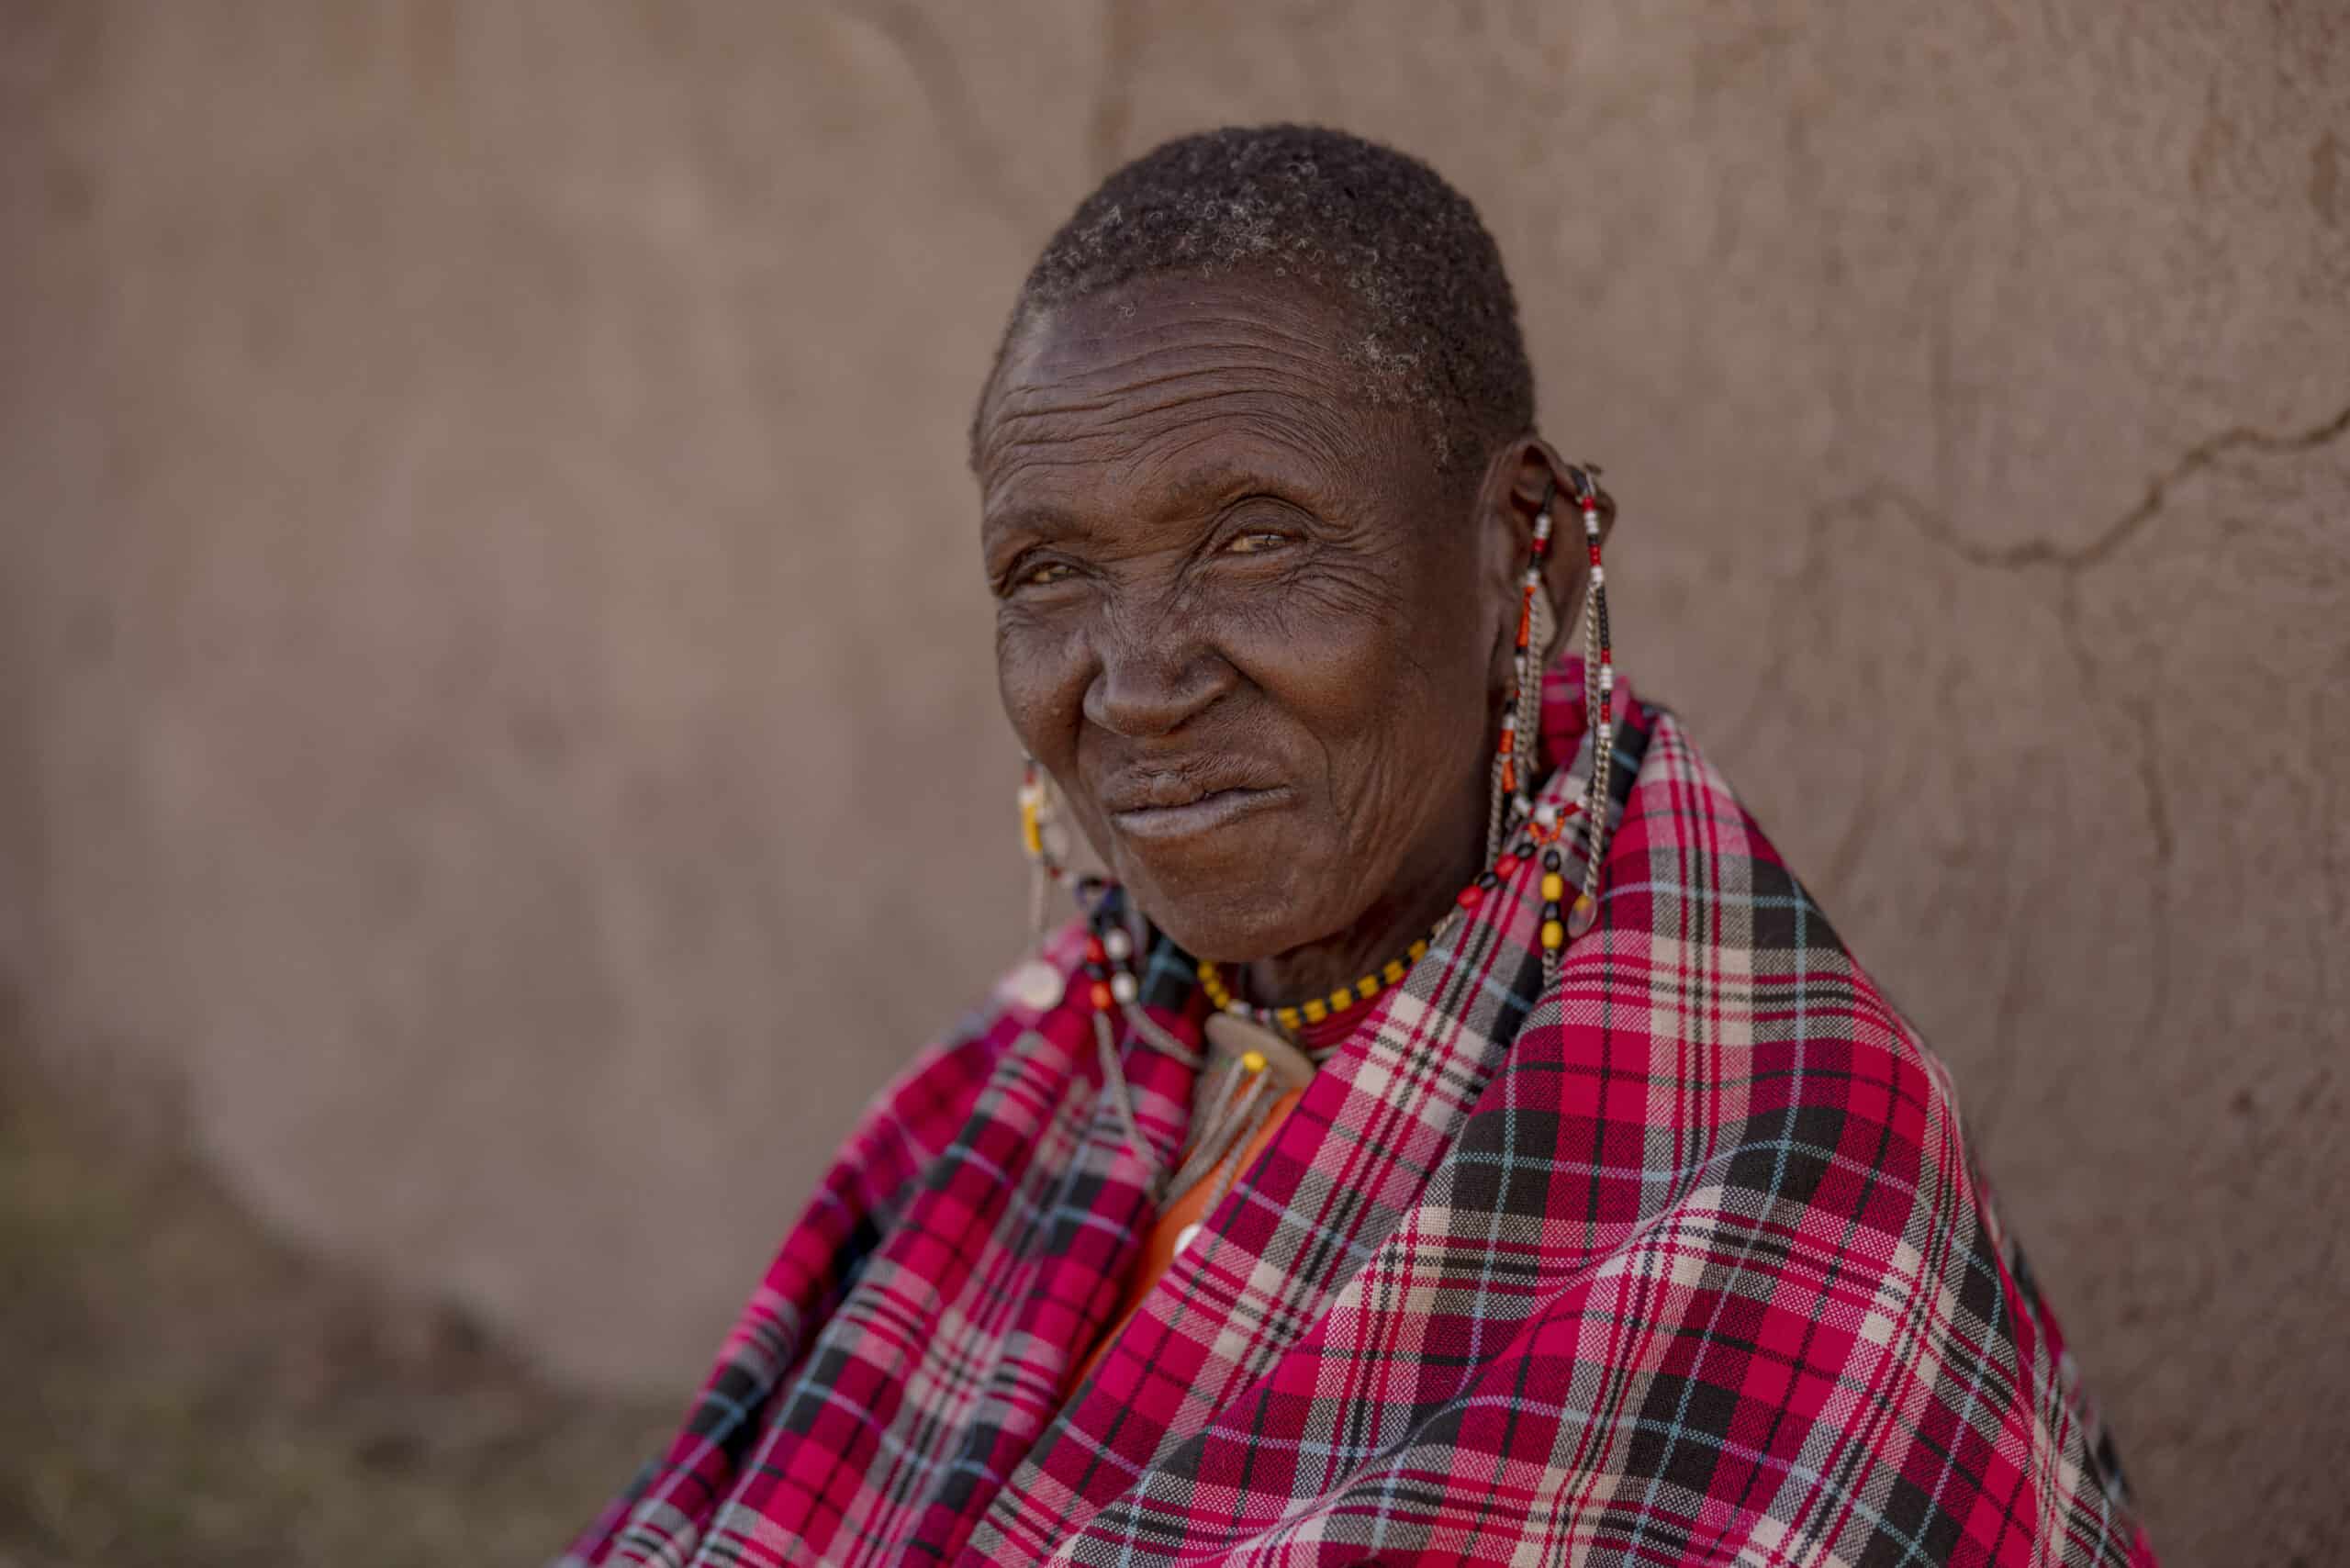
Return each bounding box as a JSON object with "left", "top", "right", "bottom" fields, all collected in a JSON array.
[{"left": 975, "top": 274, "right": 1418, "bottom": 522}]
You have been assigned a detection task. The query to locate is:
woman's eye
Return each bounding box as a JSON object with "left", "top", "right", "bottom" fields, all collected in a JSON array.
[{"left": 1224, "top": 531, "right": 1289, "bottom": 555}]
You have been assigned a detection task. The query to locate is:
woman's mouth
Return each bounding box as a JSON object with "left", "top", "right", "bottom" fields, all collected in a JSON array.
[{"left": 1107, "top": 784, "right": 1292, "bottom": 841}]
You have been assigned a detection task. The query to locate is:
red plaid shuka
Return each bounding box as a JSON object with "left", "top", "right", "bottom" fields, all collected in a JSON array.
[{"left": 562, "top": 665, "right": 2153, "bottom": 1566}]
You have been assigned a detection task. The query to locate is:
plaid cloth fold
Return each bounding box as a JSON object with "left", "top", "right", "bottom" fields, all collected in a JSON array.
[{"left": 562, "top": 664, "right": 2152, "bottom": 1566}]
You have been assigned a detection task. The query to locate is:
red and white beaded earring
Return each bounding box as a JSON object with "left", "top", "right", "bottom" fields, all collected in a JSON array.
[
  {"left": 1491, "top": 465, "right": 1617, "bottom": 960},
  {"left": 1564, "top": 464, "right": 1615, "bottom": 939},
  {"left": 1488, "top": 483, "right": 1559, "bottom": 859}
]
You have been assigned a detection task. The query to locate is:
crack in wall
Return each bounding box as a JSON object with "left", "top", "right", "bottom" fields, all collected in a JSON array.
[
  {"left": 1880, "top": 399, "right": 2350, "bottom": 576},
  {"left": 2123, "top": 691, "right": 2176, "bottom": 871},
  {"left": 1746, "top": 405, "right": 2350, "bottom": 1138},
  {"left": 2316, "top": 654, "right": 2350, "bottom": 1027},
  {"left": 1794, "top": 400, "right": 2350, "bottom": 884},
  {"left": 2124, "top": 691, "right": 2177, "bottom": 1053}
]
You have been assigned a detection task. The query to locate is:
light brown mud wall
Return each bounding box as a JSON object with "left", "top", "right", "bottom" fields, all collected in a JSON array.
[{"left": 4, "top": 6, "right": 2344, "bottom": 1561}]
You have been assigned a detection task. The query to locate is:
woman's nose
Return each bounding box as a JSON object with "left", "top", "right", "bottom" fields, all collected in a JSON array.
[{"left": 1082, "top": 603, "right": 1237, "bottom": 738}]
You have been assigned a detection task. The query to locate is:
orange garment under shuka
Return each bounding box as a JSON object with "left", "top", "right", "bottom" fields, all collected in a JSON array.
[{"left": 1066, "top": 1086, "right": 1307, "bottom": 1395}]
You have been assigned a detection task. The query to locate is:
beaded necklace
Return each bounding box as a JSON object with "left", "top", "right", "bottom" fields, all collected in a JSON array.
[
  {"left": 1059, "top": 920, "right": 1317, "bottom": 1217},
  {"left": 1192, "top": 793, "right": 1593, "bottom": 1034},
  {"left": 1054, "top": 784, "right": 1605, "bottom": 1217}
]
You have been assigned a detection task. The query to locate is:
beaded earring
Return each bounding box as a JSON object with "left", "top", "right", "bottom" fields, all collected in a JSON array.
[
  {"left": 1009, "top": 770, "right": 1220, "bottom": 1096},
  {"left": 1017, "top": 757, "right": 1062, "bottom": 944},
  {"left": 1004, "top": 758, "right": 1074, "bottom": 1012},
  {"left": 1487, "top": 487, "right": 1558, "bottom": 859},
  {"left": 1491, "top": 465, "right": 1617, "bottom": 973},
  {"left": 1562, "top": 465, "right": 1614, "bottom": 940}
]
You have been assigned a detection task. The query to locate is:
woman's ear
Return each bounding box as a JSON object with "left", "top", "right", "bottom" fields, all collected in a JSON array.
[
  {"left": 1484, "top": 435, "right": 1609, "bottom": 658},
  {"left": 1473, "top": 440, "right": 1539, "bottom": 690}
]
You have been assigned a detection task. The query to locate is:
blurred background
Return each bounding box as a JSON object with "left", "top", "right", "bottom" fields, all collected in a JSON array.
[{"left": 3, "top": 4, "right": 2344, "bottom": 1563}]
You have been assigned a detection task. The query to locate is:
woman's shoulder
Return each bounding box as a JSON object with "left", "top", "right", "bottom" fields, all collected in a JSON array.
[
  {"left": 1585, "top": 702, "right": 1951, "bottom": 1098},
  {"left": 858, "top": 920, "right": 1099, "bottom": 1134}
]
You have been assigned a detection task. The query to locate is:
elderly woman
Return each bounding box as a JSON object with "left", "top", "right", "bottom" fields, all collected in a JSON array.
[{"left": 565, "top": 128, "right": 2152, "bottom": 1567}]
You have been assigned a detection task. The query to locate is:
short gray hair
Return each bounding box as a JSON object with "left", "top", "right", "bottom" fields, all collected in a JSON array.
[{"left": 975, "top": 125, "right": 1536, "bottom": 476}]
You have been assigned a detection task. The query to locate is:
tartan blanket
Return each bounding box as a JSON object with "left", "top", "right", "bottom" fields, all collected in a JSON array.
[{"left": 562, "top": 667, "right": 2153, "bottom": 1566}]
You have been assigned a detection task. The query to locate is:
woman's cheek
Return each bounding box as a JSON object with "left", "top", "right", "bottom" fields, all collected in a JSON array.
[
  {"left": 993, "top": 622, "right": 1075, "bottom": 759},
  {"left": 1227, "top": 601, "right": 1406, "bottom": 739}
]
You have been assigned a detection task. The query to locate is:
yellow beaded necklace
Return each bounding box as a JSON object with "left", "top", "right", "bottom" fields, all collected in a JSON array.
[
  {"left": 1192, "top": 793, "right": 1595, "bottom": 1036},
  {"left": 1194, "top": 935, "right": 1433, "bottom": 1034}
]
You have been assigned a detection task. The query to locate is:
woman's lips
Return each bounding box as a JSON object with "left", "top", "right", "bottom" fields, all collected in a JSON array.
[{"left": 1108, "top": 785, "right": 1291, "bottom": 841}]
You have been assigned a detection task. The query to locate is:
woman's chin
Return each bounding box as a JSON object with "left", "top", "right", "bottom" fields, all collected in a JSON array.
[{"left": 1128, "top": 886, "right": 1327, "bottom": 968}]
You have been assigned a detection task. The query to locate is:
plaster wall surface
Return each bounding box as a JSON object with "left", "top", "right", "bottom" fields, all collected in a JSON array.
[{"left": 4, "top": 5, "right": 2345, "bottom": 1562}]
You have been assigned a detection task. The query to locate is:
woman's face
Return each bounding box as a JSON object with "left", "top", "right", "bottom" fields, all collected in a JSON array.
[{"left": 975, "top": 273, "right": 1518, "bottom": 966}]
